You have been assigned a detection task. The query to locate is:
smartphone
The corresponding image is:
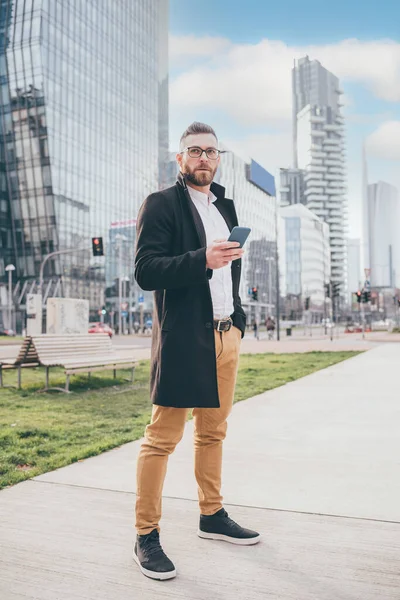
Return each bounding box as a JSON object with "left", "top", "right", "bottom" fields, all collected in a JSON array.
[{"left": 228, "top": 226, "right": 251, "bottom": 248}]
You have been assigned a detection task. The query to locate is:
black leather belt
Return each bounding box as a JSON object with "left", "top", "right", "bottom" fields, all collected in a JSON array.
[{"left": 213, "top": 317, "right": 233, "bottom": 332}]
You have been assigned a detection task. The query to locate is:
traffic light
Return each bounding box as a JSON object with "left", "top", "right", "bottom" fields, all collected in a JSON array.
[
  {"left": 92, "top": 237, "right": 104, "bottom": 257},
  {"left": 252, "top": 287, "right": 258, "bottom": 301},
  {"left": 332, "top": 282, "right": 341, "bottom": 298},
  {"left": 324, "top": 283, "right": 330, "bottom": 298},
  {"left": 363, "top": 290, "right": 371, "bottom": 303},
  {"left": 356, "top": 290, "right": 362, "bottom": 303},
  {"left": 101, "top": 307, "right": 107, "bottom": 315},
  {"left": 305, "top": 297, "right": 310, "bottom": 310}
]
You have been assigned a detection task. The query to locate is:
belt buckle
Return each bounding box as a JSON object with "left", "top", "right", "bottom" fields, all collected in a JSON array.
[
  {"left": 216, "top": 318, "right": 232, "bottom": 332},
  {"left": 216, "top": 319, "right": 225, "bottom": 332}
]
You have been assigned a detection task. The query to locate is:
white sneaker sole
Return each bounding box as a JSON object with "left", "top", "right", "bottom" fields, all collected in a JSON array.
[
  {"left": 197, "top": 529, "right": 261, "bottom": 545},
  {"left": 133, "top": 550, "right": 176, "bottom": 580}
]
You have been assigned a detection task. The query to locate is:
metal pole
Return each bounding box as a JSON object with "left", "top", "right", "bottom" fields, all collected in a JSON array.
[
  {"left": 274, "top": 197, "right": 280, "bottom": 341},
  {"left": 322, "top": 228, "right": 327, "bottom": 335},
  {"left": 268, "top": 258, "right": 272, "bottom": 317},
  {"left": 122, "top": 278, "right": 126, "bottom": 334},
  {"left": 361, "top": 299, "right": 365, "bottom": 339},
  {"left": 39, "top": 246, "right": 91, "bottom": 296},
  {"left": 118, "top": 242, "right": 122, "bottom": 336},
  {"left": 140, "top": 302, "right": 144, "bottom": 333},
  {"left": 128, "top": 281, "right": 132, "bottom": 335},
  {"left": 38, "top": 246, "right": 91, "bottom": 333},
  {"left": 128, "top": 259, "right": 133, "bottom": 335},
  {"left": 8, "top": 268, "right": 12, "bottom": 329}
]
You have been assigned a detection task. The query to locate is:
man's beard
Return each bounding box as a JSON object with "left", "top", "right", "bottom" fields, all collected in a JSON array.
[{"left": 183, "top": 165, "right": 216, "bottom": 187}]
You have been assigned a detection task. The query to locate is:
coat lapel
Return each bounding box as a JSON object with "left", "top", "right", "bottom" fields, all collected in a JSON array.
[
  {"left": 176, "top": 174, "right": 238, "bottom": 245},
  {"left": 176, "top": 173, "right": 207, "bottom": 247},
  {"left": 213, "top": 197, "right": 238, "bottom": 232}
]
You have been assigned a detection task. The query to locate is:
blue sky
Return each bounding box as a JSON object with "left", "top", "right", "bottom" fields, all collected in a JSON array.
[
  {"left": 170, "top": 0, "right": 400, "bottom": 44},
  {"left": 168, "top": 0, "right": 400, "bottom": 239}
]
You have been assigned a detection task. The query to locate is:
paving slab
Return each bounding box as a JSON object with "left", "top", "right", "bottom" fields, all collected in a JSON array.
[
  {"left": 36, "top": 344, "right": 400, "bottom": 522},
  {"left": 2, "top": 343, "right": 400, "bottom": 598},
  {"left": 1, "top": 481, "right": 399, "bottom": 600}
]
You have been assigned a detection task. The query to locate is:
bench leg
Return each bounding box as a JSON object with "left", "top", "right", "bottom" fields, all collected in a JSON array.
[
  {"left": 17, "top": 366, "right": 21, "bottom": 389},
  {"left": 65, "top": 375, "right": 70, "bottom": 393},
  {"left": 45, "top": 366, "right": 49, "bottom": 391},
  {"left": 113, "top": 369, "right": 117, "bottom": 379}
]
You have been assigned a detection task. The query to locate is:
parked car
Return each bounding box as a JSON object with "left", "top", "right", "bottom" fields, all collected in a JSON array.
[
  {"left": 88, "top": 322, "right": 113, "bottom": 338},
  {"left": 0, "top": 326, "right": 15, "bottom": 336}
]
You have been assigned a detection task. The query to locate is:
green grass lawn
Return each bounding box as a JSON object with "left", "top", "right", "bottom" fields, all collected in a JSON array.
[{"left": 0, "top": 351, "right": 359, "bottom": 489}]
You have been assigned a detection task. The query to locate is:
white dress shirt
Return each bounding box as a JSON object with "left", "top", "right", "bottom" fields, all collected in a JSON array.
[{"left": 187, "top": 185, "right": 235, "bottom": 320}]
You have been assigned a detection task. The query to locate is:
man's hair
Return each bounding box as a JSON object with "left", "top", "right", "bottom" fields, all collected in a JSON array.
[{"left": 179, "top": 122, "right": 218, "bottom": 150}]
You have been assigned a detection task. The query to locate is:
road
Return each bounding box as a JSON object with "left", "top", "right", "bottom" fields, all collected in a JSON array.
[{"left": 1, "top": 329, "right": 399, "bottom": 364}]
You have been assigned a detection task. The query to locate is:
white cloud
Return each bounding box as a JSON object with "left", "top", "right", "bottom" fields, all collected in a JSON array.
[
  {"left": 170, "top": 36, "right": 400, "bottom": 127},
  {"left": 366, "top": 121, "right": 400, "bottom": 161},
  {"left": 169, "top": 34, "right": 400, "bottom": 239},
  {"left": 222, "top": 130, "right": 292, "bottom": 177},
  {"left": 169, "top": 35, "right": 232, "bottom": 68}
]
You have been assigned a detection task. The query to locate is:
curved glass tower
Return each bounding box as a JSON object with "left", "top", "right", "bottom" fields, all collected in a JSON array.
[{"left": 0, "top": 0, "right": 168, "bottom": 315}]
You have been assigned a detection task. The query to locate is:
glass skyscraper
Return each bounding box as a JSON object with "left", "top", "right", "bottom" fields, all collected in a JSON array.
[{"left": 0, "top": 0, "right": 168, "bottom": 315}]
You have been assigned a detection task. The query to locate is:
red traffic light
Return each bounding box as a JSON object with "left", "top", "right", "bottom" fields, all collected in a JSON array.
[{"left": 92, "top": 236, "right": 104, "bottom": 256}]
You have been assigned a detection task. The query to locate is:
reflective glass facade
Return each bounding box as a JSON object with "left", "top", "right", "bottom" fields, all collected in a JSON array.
[
  {"left": 216, "top": 147, "right": 278, "bottom": 322},
  {"left": 0, "top": 0, "right": 168, "bottom": 312}
]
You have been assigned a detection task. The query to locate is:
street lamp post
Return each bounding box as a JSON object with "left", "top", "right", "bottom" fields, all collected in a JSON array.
[
  {"left": 274, "top": 197, "right": 280, "bottom": 342},
  {"left": 265, "top": 257, "right": 274, "bottom": 317},
  {"left": 38, "top": 246, "right": 92, "bottom": 333},
  {"left": 115, "top": 234, "right": 127, "bottom": 335},
  {"left": 5, "top": 264, "right": 16, "bottom": 331},
  {"left": 121, "top": 276, "right": 129, "bottom": 335}
]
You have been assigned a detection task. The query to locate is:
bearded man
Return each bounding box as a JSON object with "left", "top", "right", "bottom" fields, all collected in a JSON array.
[{"left": 133, "top": 122, "right": 260, "bottom": 581}]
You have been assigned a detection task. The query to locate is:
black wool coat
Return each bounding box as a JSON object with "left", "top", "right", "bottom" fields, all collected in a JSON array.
[{"left": 134, "top": 173, "right": 246, "bottom": 408}]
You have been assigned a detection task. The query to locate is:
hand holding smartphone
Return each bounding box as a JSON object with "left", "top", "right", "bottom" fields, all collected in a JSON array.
[
  {"left": 206, "top": 227, "right": 250, "bottom": 270},
  {"left": 227, "top": 226, "right": 251, "bottom": 248}
]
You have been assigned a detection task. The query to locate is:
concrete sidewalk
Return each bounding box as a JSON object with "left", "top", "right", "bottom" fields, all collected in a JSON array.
[{"left": 1, "top": 345, "right": 400, "bottom": 598}]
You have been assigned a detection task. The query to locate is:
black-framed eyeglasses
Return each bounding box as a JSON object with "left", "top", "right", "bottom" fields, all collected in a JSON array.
[{"left": 181, "top": 146, "right": 223, "bottom": 160}]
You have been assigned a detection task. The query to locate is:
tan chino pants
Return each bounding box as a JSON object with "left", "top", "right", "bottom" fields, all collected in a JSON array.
[{"left": 135, "top": 326, "right": 241, "bottom": 535}]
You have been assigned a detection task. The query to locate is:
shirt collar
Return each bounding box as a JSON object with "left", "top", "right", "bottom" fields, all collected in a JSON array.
[
  {"left": 177, "top": 172, "right": 226, "bottom": 200},
  {"left": 186, "top": 184, "right": 217, "bottom": 205}
]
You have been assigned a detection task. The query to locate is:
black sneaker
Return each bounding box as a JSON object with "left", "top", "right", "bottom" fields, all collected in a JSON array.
[
  {"left": 198, "top": 508, "right": 261, "bottom": 546},
  {"left": 133, "top": 529, "right": 176, "bottom": 580}
]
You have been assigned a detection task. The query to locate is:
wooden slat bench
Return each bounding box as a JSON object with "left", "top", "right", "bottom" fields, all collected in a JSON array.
[
  {"left": 0, "top": 342, "right": 40, "bottom": 388},
  {"left": 3, "top": 334, "right": 137, "bottom": 392}
]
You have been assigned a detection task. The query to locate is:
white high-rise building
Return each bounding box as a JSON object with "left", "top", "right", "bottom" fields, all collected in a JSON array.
[
  {"left": 280, "top": 204, "right": 330, "bottom": 319},
  {"left": 366, "top": 182, "right": 400, "bottom": 288},
  {"left": 216, "top": 150, "right": 277, "bottom": 321},
  {"left": 292, "top": 56, "right": 348, "bottom": 294},
  {"left": 279, "top": 167, "right": 305, "bottom": 207}
]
